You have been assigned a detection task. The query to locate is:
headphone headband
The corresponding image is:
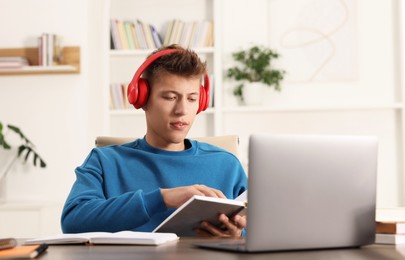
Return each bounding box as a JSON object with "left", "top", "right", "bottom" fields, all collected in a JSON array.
[{"left": 130, "top": 49, "right": 179, "bottom": 92}]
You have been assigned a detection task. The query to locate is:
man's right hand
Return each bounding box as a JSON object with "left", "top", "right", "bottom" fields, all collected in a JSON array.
[{"left": 160, "top": 185, "right": 225, "bottom": 208}]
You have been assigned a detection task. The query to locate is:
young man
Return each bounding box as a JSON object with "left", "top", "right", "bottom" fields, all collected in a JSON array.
[{"left": 61, "top": 45, "right": 247, "bottom": 237}]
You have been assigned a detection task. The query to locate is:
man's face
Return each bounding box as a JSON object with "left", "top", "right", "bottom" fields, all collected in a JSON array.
[{"left": 144, "top": 72, "right": 201, "bottom": 151}]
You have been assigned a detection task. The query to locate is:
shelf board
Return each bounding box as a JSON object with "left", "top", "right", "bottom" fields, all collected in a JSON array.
[
  {"left": 0, "top": 65, "right": 78, "bottom": 75},
  {"left": 0, "top": 46, "right": 80, "bottom": 75}
]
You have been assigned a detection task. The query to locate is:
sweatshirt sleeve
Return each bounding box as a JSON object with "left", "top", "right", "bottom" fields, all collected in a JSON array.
[{"left": 61, "top": 150, "right": 167, "bottom": 233}]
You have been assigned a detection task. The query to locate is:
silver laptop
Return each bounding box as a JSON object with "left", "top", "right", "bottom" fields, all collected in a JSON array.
[{"left": 195, "top": 133, "right": 378, "bottom": 252}]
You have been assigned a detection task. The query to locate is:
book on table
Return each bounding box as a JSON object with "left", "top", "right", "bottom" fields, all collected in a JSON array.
[
  {"left": 0, "top": 244, "right": 48, "bottom": 259},
  {"left": 375, "top": 233, "right": 405, "bottom": 245},
  {"left": 24, "top": 231, "right": 178, "bottom": 246},
  {"left": 153, "top": 191, "right": 247, "bottom": 237},
  {"left": 376, "top": 221, "right": 405, "bottom": 234},
  {"left": 0, "top": 238, "right": 17, "bottom": 250}
]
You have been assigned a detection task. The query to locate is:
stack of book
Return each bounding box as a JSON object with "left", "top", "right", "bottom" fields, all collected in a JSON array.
[
  {"left": 110, "top": 19, "right": 162, "bottom": 50},
  {"left": 37, "top": 33, "right": 62, "bottom": 66},
  {"left": 375, "top": 208, "right": 405, "bottom": 244},
  {"left": 375, "top": 221, "right": 405, "bottom": 244},
  {"left": 0, "top": 57, "right": 29, "bottom": 69}
]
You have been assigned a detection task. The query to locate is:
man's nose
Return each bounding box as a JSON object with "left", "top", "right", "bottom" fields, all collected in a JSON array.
[{"left": 174, "top": 98, "right": 187, "bottom": 115}]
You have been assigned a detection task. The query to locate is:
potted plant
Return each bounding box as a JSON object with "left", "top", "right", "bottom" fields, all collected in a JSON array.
[
  {"left": 226, "top": 45, "right": 286, "bottom": 105},
  {"left": 0, "top": 121, "right": 46, "bottom": 181}
]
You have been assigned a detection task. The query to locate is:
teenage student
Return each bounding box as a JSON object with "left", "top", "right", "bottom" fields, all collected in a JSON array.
[{"left": 61, "top": 44, "right": 247, "bottom": 237}]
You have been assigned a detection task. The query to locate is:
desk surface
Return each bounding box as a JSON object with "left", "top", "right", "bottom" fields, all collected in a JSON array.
[{"left": 24, "top": 238, "right": 405, "bottom": 260}]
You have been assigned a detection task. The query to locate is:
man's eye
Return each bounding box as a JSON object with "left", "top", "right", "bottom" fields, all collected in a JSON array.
[
  {"left": 189, "top": 97, "right": 197, "bottom": 102},
  {"left": 164, "top": 96, "right": 176, "bottom": 100}
]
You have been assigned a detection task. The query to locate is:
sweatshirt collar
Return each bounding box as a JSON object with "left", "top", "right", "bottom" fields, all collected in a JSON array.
[{"left": 137, "top": 137, "right": 197, "bottom": 156}]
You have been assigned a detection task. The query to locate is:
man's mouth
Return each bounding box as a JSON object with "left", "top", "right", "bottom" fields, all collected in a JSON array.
[{"left": 170, "top": 121, "right": 188, "bottom": 130}]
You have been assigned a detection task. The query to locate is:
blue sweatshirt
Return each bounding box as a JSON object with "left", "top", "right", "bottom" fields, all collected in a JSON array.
[{"left": 61, "top": 137, "right": 247, "bottom": 233}]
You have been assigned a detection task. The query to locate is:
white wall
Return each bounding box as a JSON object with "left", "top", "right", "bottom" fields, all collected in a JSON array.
[
  {"left": 220, "top": 0, "right": 401, "bottom": 207},
  {"left": 0, "top": 0, "right": 91, "bottom": 203},
  {"left": 0, "top": 0, "right": 401, "bottom": 214}
]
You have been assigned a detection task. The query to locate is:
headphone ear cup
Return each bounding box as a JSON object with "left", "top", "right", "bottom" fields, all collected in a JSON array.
[
  {"left": 127, "top": 81, "right": 138, "bottom": 106},
  {"left": 197, "top": 85, "right": 208, "bottom": 114},
  {"left": 134, "top": 78, "right": 149, "bottom": 109}
]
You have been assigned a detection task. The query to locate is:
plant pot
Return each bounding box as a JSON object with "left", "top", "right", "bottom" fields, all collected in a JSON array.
[{"left": 242, "top": 82, "right": 264, "bottom": 106}]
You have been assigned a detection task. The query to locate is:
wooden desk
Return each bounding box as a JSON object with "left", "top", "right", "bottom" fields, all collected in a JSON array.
[{"left": 22, "top": 238, "right": 405, "bottom": 260}]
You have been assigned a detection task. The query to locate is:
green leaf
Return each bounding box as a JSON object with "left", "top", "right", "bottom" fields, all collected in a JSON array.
[
  {"left": 0, "top": 122, "right": 10, "bottom": 149},
  {"left": 7, "top": 124, "right": 33, "bottom": 146},
  {"left": 17, "top": 144, "right": 46, "bottom": 168},
  {"left": 17, "top": 145, "right": 27, "bottom": 157}
]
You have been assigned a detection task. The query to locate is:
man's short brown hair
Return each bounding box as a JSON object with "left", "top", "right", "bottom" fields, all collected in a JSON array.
[{"left": 143, "top": 44, "right": 207, "bottom": 85}]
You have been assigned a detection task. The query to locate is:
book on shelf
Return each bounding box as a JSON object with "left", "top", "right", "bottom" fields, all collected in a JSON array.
[
  {"left": 142, "top": 21, "right": 156, "bottom": 49},
  {"left": 116, "top": 20, "right": 129, "bottom": 50},
  {"left": 193, "top": 21, "right": 206, "bottom": 48},
  {"left": 205, "top": 21, "right": 214, "bottom": 47},
  {"left": 163, "top": 19, "right": 175, "bottom": 46},
  {"left": 172, "top": 20, "right": 184, "bottom": 45},
  {"left": 153, "top": 191, "right": 247, "bottom": 236},
  {"left": 187, "top": 21, "right": 198, "bottom": 48},
  {"left": 179, "top": 22, "right": 193, "bottom": 48},
  {"left": 124, "top": 21, "right": 136, "bottom": 50},
  {"left": 0, "top": 57, "right": 29, "bottom": 69},
  {"left": 375, "top": 233, "right": 405, "bottom": 245},
  {"left": 110, "top": 19, "right": 121, "bottom": 50},
  {"left": 164, "top": 19, "right": 179, "bottom": 47},
  {"left": 150, "top": 24, "right": 163, "bottom": 48},
  {"left": 376, "top": 221, "right": 405, "bottom": 234},
  {"left": 24, "top": 231, "right": 178, "bottom": 246},
  {"left": 0, "top": 244, "right": 48, "bottom": 259},
  {"left": 134, "top": 20, "right": 146, "bottom": 49},
  {"left": 130, "top": 22, "right": 140, "bottom": 49}
]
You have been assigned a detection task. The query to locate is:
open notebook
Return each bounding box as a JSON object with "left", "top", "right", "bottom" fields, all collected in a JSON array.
[{"left": 24, "top": 231, "right": 178, "bottom": 246}]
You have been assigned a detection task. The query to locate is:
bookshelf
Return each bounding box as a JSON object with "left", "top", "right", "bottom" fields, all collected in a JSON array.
[
  {"left": 0, "top": 46, "right": 80, "bottom": 76},
  {"left": 103, "top": 0, "right": 222, "bottom": 138}
]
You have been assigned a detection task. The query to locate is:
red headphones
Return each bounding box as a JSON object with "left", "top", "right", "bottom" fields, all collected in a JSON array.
[{"left": 127, "top": 48, "right": 210, "bottom": 114}]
